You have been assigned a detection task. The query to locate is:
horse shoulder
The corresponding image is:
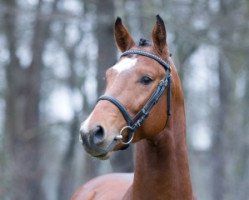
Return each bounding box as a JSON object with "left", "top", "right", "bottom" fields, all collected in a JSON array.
[{"left": 70, "top": 173, "right": 133, "bottom": 200}]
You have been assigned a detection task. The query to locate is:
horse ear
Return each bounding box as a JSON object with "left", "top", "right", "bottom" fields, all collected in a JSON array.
[
  {"left": 114, "top": 17, "right": 135, "bottom": 52},
  {"left": 152, "top": 15, "right": 167, "bottom": 54}
]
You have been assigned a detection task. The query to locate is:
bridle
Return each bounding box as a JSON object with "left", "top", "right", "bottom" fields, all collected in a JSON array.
[{"left": 98, "top": 49, "right": 171, "bottom": 145}]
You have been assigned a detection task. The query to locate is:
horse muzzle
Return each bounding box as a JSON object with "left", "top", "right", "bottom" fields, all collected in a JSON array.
[
  {"left": 79, "top": 124, "right": 126, "bottom": 160},
  {"left": 79, "top": 124, "right": 131, "bottom": 159},
  {"left": 79, "top": 125, "right": 106, "bottom": 156}
]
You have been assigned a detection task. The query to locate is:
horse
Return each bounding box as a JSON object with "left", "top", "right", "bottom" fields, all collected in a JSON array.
[{"left": 71, "top": 15, "right": 195, "bottom": 200}]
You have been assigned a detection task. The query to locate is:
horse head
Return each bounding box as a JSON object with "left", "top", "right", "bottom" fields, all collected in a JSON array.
[{"left": 79, "top": 15, "right": 176, "bottom": 159}]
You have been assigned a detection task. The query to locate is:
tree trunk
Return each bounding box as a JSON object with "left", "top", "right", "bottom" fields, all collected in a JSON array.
[
  {"left": 211, "top": 54, "right": 229, "bottom": 200},
  {"left": 58, "top": 115, "right": 80, "bottom": 200},
  {"left": 96, "top": 0, "right": 116, "bottom": 95},
  {"left": 4, "top": 0, "right": 56, "bottom": 199},
  {"left": 57, "top": 23, "right": 84, "bottom": 199}
]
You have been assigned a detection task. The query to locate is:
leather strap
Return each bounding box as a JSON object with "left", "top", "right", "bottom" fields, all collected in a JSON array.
[{"left": 121, "top": 49, "right": 170, "bottom": 72}]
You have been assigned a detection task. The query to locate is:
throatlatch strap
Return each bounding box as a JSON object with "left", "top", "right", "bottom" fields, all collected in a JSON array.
[{"left": 167, "top": 75, "right": 171, "bottom": 116}]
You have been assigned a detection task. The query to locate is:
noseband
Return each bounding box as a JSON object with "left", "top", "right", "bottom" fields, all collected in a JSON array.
[{"left": 98, "top": 50, "right": 171, "bottom": 145}]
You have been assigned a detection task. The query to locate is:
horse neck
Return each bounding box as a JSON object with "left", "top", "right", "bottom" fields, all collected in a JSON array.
[{"left": 130, "top": 78, "right": 193, "bottom": 200}]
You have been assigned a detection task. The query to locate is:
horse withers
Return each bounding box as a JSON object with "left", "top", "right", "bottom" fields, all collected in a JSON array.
[{"left": 71, "top": 15, "right": 195, "bottom": 200}]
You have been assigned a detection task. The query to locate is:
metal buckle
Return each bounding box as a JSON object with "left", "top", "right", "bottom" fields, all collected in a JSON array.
[{"left": 115, "top": 126, "right": 134, "bottom": 145}]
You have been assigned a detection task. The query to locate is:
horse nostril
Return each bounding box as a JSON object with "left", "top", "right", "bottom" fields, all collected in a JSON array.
[{"left": 91, "top": 125, "right": 105, "bottom": 145}]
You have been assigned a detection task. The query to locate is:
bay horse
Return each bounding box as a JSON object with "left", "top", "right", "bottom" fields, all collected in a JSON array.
[{"left": 71, "top": 15, "right": 195, "bottom": 200}]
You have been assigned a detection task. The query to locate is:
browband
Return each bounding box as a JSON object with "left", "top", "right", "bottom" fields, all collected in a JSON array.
[{"left": 121, "top": 49, "right": 171, "bottom": 72}]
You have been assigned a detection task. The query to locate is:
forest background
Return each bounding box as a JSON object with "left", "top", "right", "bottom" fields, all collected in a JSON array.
[{"left": 0, "top": 0, "right": 249, "bottom": 200}]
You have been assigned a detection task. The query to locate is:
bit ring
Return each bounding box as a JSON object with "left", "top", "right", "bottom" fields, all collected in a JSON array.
[{"left": 116, "top": 126, "right": 134, "bottom": 145}]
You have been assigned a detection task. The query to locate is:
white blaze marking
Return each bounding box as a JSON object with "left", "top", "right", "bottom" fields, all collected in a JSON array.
[{"left": 112, "top": 58, "right": 137, "bottom": 73}]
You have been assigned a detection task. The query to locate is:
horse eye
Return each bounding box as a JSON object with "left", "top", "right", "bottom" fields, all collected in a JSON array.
[{"left": 139, "top": 76, "right": 153, "bottom": 85}]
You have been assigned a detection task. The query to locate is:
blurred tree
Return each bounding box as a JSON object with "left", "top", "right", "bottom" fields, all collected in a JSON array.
[
  {"left": 212, "top": 52, "right": 230, "bottom": 200},
  {"left": 96, "top": 0, "right": 116, "bottom": 95},
  {"left": 3, "top": 0, "right": 59, "bottom": 199},
  {"left": 210, "top": 0, "right": 249, "bottom": 200},
  {"left": 56, "top": 14, "right": 84, "bottom": 199}
]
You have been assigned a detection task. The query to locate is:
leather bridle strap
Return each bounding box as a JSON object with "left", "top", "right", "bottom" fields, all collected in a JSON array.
[
  {"left": 121, "top": 49, "right": 171, "bottom": 72},
  {"left": 98, "top": 95, "right": 133, "bottom": 126},
  {"left": 97, "top": 50, "right": 171, "bottom": 144},
  {"left": 98, "top": 74, "right": 170, "bottom": 129},
  {"left": 129, "top": 74, "right": 170, "bottom": 130}
]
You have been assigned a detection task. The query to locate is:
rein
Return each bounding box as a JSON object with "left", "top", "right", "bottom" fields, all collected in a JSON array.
[{"left": 98, "top": 50, "right": 171, "bottom": 145}]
